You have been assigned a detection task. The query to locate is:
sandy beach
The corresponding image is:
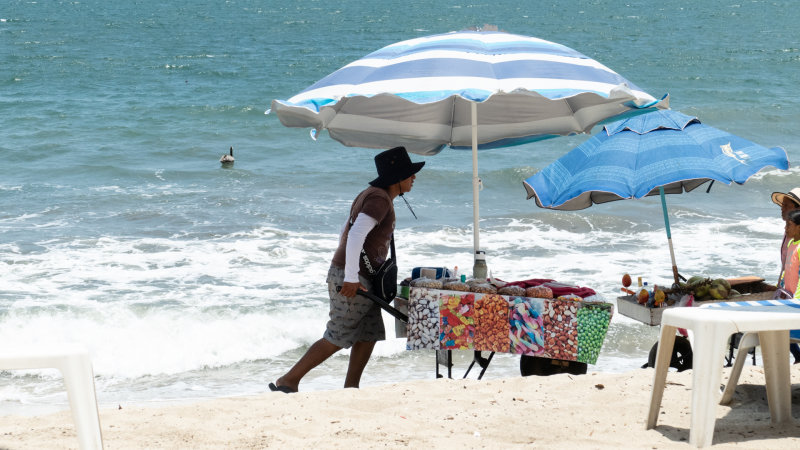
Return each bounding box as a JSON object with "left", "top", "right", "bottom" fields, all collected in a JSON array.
[{"left": 2, "top": 365, "right": 800, "bottom": 449}]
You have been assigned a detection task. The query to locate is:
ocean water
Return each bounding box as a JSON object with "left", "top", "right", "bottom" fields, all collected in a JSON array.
[{"left": 2, "top": 0, "right": 799, "bottom": 415}]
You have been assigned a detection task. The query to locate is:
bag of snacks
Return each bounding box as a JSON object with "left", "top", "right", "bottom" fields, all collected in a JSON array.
[
  {"left": 442, "top": 281, "right": 470, "bottom": 291},
  {"left": 498, "top": 285, "right": 526, "bottom": 296},
  {"left": 525, "top": 286, "right": 554, "bottom": 299},
  {"left": 410, "top": 277, "right": 443, "bottom": 289},
  {"left": 470, "top": 283, "right": 497, "bottom": 294}
]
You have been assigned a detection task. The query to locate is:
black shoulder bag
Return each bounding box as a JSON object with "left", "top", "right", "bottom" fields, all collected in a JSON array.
[{"left": 361, "top": 235, "right": 397, "bottom": 302}]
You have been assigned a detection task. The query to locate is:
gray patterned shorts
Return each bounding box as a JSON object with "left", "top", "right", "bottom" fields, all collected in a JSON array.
[{"left": 323, "top": 265, "right": 386, "bottom": 348}]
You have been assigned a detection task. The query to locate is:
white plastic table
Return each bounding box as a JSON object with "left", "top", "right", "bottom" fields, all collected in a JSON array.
[{"left": 647, "top": 306, "right": 800, "bottom": 447}]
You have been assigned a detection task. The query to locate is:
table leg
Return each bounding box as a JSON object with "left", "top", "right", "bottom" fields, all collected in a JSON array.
[
  {"left": 758, "top": 330, "right": 793, "bottom": 423},
  {"left": 647, "top": 325, "right": 677, "bottom": 429},
  {"left": 687, "top": 324, "right": 735, "bottom": 448}
]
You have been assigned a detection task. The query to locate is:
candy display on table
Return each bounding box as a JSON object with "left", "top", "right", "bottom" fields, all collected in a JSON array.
[
  {"left": 509, "top": 297, "right": 545, "bottom": 355},
  {"left": 407, "top": 287, "right": 440, "bottom": 350},
  {"left": 541, "top": 296, "right": 579, "bottom": 360},
  {"left": 407, "top": 287, "right": 613, "bottom": 365},
  {"left": 474, "top": 294, "right": 511, "bottom": 352},
  {"left": 577, "top": 304, "right": 611, "bottom": 363},
  {"left": 439, "top": 293, "right": 475, "bottom": 349}
]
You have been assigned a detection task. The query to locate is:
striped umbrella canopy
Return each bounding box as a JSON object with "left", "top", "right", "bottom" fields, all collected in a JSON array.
[
  {"left": 523, "top": 109, "right": 789, "bottom": 283},
  {"left": 270, "top": 30, "right": 668, "bottom": 271}
]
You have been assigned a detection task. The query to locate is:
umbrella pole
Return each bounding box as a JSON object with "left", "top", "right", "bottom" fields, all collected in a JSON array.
[
  {"left": 471, "top": 101, "right": 488, "bottom": 279},
  {"left": 471, "top": 101, "right": 480, "bottom": 257},
  {"left": 659, "top": 186, "right": 680, "bottom": 285}
]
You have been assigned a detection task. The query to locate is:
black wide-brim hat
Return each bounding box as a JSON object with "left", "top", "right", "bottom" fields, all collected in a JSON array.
[{"left": 369, "top": 146, "right": 425, "bottom": 188}]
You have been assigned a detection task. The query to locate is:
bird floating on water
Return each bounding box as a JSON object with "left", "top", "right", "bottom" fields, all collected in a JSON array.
[{"left": 220, "top": 146, "right": 234, "bottom": 165}]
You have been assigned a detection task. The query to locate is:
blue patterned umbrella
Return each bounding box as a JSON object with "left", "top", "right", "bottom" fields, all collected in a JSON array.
[
  {"left": 271, "top": 30, "right": 668, "bottom": 271},
  {"left": 523, "top": 109, "right": 789, "bottom": 282}
]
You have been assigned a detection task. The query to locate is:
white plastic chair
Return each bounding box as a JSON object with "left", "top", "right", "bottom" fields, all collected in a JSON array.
[
  {"left": 0, "top": 344, "right": 104, "bottom": 450},
  {"left": 720, "top": 333, "right": 800, "bottom": 405},
  {"left": 647, "top": 307, "right": 799, "bottom": 447}
]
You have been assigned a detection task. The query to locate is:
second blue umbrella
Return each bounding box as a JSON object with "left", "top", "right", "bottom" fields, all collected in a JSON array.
[{"left": 523, "top": 110, "right": 789, "bottom": 283}]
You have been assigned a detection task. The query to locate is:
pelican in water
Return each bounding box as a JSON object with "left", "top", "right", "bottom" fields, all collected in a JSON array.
[{"left": 220, "top": 146, "right": 234, "bottom": 165}]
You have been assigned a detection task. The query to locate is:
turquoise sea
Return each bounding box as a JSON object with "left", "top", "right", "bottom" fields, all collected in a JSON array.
[{"left": 2, "top": 0, "right": 799, "bottom": 414}]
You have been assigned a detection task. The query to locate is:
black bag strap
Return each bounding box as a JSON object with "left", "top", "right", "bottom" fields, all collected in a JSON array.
[
  {"left": 347, "top": 208, "right": 395, "bottom": 275},
  {"left": 361, "top": 234, "right": 394, "bottom": 275}
]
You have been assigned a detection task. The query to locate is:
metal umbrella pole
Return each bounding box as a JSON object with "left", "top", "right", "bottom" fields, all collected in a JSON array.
[
  {"left": 659, "top": 186, "right": 681, "bottom": 285},
  {"left": 470, "top": 102, "right": 487, "bottom": 278}
]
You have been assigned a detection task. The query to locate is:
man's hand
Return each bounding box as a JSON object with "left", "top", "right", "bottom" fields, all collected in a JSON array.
[{"left": 339, "top": 281, "right": 366, "bottom": 298}]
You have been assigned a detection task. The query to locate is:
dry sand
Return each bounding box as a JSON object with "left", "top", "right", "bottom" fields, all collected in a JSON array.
[{"left": 2, "top": 365, "right": 800, "bottom": 449}]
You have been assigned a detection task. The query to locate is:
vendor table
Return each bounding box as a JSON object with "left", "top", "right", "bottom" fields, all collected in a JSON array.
[
  {"left": 617, "top": 276, "right": 778, "bottom": 369},
  {"left": 404, "top": 287, "right": 613, "bottom": 369}
]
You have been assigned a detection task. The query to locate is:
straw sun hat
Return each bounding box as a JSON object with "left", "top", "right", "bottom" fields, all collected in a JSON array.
[{"left": 771, "top": 188, "right": 800, "bottom": 207}]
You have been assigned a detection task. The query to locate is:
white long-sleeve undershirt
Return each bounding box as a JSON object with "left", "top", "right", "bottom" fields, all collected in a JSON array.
[{"left": 342, "top": 212, "right": 378, "bottom": 283}]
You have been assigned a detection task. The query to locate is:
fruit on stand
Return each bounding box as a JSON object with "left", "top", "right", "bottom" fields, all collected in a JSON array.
[
  {"left": 693, "top": 283, "right": 709, "bottom": 299},
  {"left": 654, "top": 288, "right": 665, "bottom": 306},
  {"left": 627, "top": 274, "right": 740, "bottom": 309},
  {"left": 686, "top": 275, "right": 705, "bottom": 286},
  {"left": 672, "top": 276, "right": 734, "bottom": 301},
  {"left": 637, "top": 288, "right": 649, "bottom": 305},
  {"left": 619, "top": 273, "right": 635, "bottom": 295}
]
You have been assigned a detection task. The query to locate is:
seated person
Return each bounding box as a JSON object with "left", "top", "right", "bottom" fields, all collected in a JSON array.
[
  {"left": 772, "top": 189, "right": 800, "bottom": 363},
  {"left": 777, "top": 208, "right": 800, "bottom": 363}
]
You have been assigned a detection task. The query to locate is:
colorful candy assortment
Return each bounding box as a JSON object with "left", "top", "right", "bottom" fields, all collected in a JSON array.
[
  {"left": 407, "top": 288, "right": 613, "bottom": 362},
  {"left": 474, "top": 294, "right": 511, "bottom": 352},
  {"left": 439, "top": 293, "right": 474, "bottom": 349},
  {"left": 541, "top": 296, "right": 579, "bottom": 360},
  {"left": 509, "top": 297, "right": 546, "bottom": 355},
  {"left": 406, "top": 287, "right": 440, "bottom": 350},
  {"left": 576, "top": 304, "right": 612, "bottom": 364}
]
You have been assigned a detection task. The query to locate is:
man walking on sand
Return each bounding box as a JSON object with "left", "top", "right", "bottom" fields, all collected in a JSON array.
[{"left": 270, "top": 146, "right": 424, "bottom": 393}]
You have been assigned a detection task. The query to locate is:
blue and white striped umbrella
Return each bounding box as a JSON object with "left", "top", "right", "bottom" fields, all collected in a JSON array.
[
  {"left": 523, "top": 109, "right": 789, "bottom": 282},
  {"left": 271, "top": 30, "right": 667, "bottom": 156},
  {"left": 270, "top": 30, "right": 668, "bottom": 268}
]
